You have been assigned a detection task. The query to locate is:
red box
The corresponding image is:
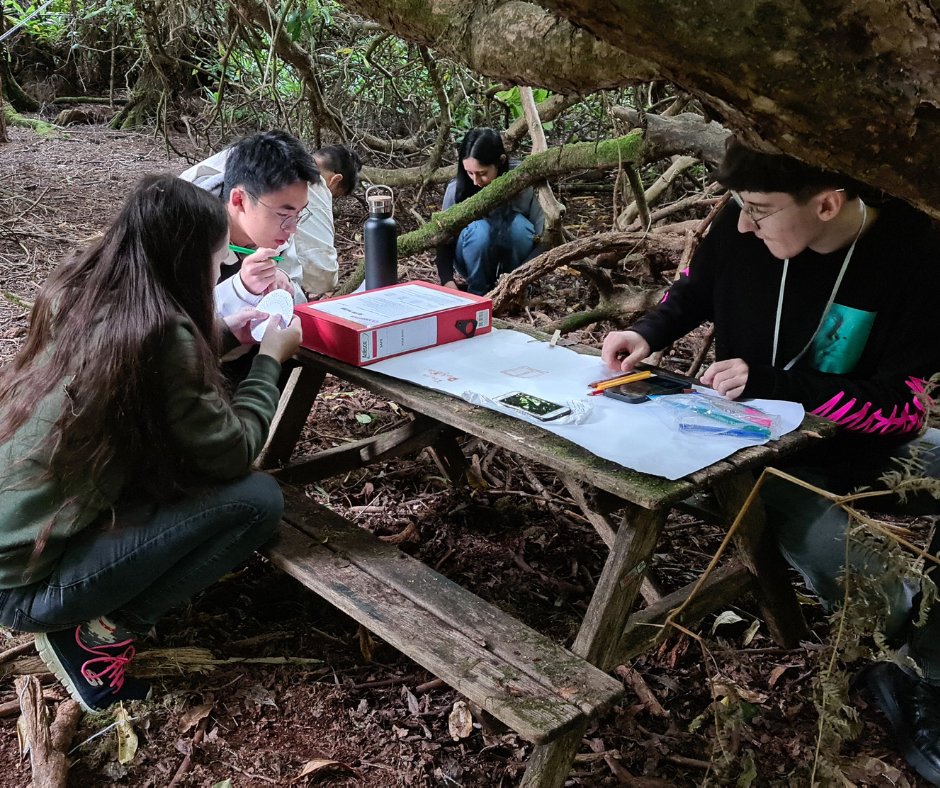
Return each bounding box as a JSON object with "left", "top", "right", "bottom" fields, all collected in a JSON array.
[{"left": 295, "top": 281, "right": 493, "bottom": 366}]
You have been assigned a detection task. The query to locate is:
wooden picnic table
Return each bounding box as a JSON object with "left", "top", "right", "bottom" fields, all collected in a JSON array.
[{"left": 258, "top": 324, "right": 837, "bottom": 787}]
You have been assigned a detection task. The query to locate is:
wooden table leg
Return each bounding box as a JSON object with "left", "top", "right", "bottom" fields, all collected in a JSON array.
[
  {"left": 257, "top": 364, "right": 327, "bottom": 470},
  {"left": 712, "top": 471, "right": 809, "bottom": 648},
  {"left": 428, "top": 427, "right": 470, "bottom": 486},
  {"left": 522, "top": 503, "right": 669, "bottom": 788}
]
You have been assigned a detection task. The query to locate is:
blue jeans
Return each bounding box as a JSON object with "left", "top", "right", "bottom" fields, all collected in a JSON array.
[
  {"left": 764, "top": 429, "right": 940, "bottom": 681},
  {"left": 454, "top": 213, "right": 536, "bottom": 295},
  {"left": 0, "top": 472, "right": 283, "bottom": 634}
]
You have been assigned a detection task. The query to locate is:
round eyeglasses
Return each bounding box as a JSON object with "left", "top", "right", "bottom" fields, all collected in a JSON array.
[
  {"left": 730, "top": 191, "right": 794, "bottom": 228},
  {"left": 245, "top": 190, "right": 312, "bottom": 230}
]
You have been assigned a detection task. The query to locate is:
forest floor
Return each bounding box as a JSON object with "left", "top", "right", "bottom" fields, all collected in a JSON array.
[{"left": 0, "top": 124, "right": 932, "bottom": 787}]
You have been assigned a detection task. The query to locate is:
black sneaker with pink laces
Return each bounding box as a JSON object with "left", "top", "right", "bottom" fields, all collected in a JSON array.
[{"left": 35, "top": 626, "right": 152, "bottom": 712}]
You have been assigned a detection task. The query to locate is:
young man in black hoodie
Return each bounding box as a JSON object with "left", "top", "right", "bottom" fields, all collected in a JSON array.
[{"left": 603, "top": 139, "right": 940, "bottom": 784}]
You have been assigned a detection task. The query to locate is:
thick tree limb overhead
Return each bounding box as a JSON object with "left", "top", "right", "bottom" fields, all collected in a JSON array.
[
  {"left": 531, "top": 0, "right": 940, "bottom": 215},
  {"left": 339, "top": 0, "right": 940, "bottom": 215},
  {"left": 336, "top": 0, "right": 657, "bottom": 92}
]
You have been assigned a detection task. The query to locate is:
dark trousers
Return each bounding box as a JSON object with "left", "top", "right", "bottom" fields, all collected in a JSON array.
[
  {"left": 764, "top": 428, "right": 940, "bottom": 681},
  {"left": 0, "top": 472, "right": 283, "bottom": 634}
]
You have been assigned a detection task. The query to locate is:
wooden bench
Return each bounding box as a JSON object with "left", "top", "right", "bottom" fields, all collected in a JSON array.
[{"left": 261, "top": 487, "right": 624, "bottom": 746}]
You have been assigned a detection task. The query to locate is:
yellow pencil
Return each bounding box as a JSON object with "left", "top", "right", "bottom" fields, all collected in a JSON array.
[{"left": 590, "top": 370, "right": 652, "bottom": 391}]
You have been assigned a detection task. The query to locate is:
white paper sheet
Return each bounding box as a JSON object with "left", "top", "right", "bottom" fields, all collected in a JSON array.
[
  {"left": 369, "top": 329, "right": 805, "bottom": 480},
  {"left": 251, "top": 289, "right": 295, "bottom": 341},
  {"left": 308, "top": 283, "right": 475, "bottom": 327}
]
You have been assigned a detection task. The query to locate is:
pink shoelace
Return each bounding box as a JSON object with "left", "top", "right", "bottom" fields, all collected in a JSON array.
[{"left": 75, "top": 628, "right": 137, "bottom": 695}]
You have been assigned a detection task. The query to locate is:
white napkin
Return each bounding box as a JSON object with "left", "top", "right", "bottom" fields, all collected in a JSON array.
[{"left": 251, "top": 289, "right": 295, "bottom": 342}]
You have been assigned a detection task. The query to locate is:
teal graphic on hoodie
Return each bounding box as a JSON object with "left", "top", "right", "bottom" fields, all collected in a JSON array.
[{"left": 811, "top": 303, "right": 876, "bottom": 374}]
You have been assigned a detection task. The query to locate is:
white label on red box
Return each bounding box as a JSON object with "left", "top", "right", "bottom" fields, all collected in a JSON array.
[
  {"left": 360, "top": 316, "right": 438, "bottom": 363},
  {"left": 311, "top": 284, "right": 473, "bottom": 327},
  {"left": 476, "top": 308, "right": 490, "bottom": 329}
]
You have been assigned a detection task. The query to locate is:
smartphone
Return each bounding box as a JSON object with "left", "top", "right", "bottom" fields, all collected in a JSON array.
[
  {"left": 602, "top": 375, "right": 687, "bottom": 404},
  {"left": 494, "top": 391, "right": 572, "bottom": 421}
]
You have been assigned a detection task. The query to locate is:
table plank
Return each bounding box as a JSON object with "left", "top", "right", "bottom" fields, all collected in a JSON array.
[
  {"left": 266, "top": 525, "right": 584, "bottom": 744},
  {"left": 296, "top": 347, "right": 836, "bottom": 510},
  {"left": 279, "top": 488, "right": 624, "bottom": 716}
]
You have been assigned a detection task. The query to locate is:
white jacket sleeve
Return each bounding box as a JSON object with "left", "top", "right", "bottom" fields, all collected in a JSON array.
[{"left": 291, "top": 181, "right": 338, "bottom": 295}]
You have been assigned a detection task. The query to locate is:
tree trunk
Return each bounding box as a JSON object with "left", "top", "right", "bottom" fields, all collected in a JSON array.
[
  {"left": 111, "top": 64, "right": 163, "bottom": 129},
  {"left": 532, "top": 0, "right": 940, "bottom": 217},
  {"left": 339, "top": 0, "right": 940, "bottom": 216},
  {"left": 0, "top": 54, "right": 40, "bottom": 113}
]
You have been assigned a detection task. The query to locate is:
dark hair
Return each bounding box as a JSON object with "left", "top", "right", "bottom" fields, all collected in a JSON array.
[
  {"left": 0, "top": 175, "right": 229, "bottom": 557},
  {"left": 717, "top": 138, "right": 864, "bottom": 203},
  {"left": 314, "top": 144, "right": 362, "bottom": 195},
  {"left": 222, "top": 130, "right": 320, "bottom": 200},
  {"left": 455, "top": 128, "right": 509, "bottom": 205}
]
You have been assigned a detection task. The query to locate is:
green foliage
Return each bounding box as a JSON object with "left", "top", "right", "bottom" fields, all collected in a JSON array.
[
  {"left": 285, "top": 1, "right": 333, "bottom": 41},
  {"left": 807, "top": 512, "right": 936, "bottom": 784},
  {"left": 494, "top": 85, "right": 554, "bottom": 131},
  {"left": 3, "top": 0, "right": 70, "bottom": 45},
  {"left": 3, "top": 0, "right": 647, "bottom": 156}
]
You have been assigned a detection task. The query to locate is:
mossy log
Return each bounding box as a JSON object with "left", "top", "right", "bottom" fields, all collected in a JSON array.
[
  {"left": 361, "top": 93, "right": 585, "bottom": 188},
  {"left": 3, "top": 105, "right": 58, "bottom": 135},
  {"left": 52, "top": 96, "right": 127, "bottom": 105}
]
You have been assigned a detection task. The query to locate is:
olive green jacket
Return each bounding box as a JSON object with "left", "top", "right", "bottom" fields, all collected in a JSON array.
[{"left": 0, "top": 316, "right": 282, "bottom": 588}]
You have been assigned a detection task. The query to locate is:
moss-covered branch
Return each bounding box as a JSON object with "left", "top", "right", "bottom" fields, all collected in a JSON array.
[
  {"left": 397, "top": 131, "right": 648, "bottom": 258},
  {"left": 3, "top": 105, "right": 58, "bottom": 135}
]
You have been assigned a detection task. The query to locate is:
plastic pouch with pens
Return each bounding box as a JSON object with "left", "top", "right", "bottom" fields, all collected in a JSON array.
[{"left": 653, "top": 393, "right": 782, "bottom": 442}]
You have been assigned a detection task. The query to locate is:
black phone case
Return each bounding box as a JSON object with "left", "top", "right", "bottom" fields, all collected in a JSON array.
[{"left": 602, "top": 376, "right": 686, "bottom": 404}]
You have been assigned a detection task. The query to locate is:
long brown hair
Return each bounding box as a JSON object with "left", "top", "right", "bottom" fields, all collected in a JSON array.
[{"left": 0, "top": 174, "right": 229, "bottom": 505}]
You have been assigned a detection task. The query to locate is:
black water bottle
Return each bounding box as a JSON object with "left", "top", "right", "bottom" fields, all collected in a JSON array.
[{"left": 364, "top": 185, "right": 398, "bottom": 290}]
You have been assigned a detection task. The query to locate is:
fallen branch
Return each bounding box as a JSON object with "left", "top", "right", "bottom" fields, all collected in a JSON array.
[
  {"left": 520, "top": 85, "right": 566, "bottom": 246},
  {"left": 617, "top": 155, "right": 699, "bottom": 229},
  {"left": 3, "top": 646, "right": 323, "bottom": 679},
  {"left": 15, "top": 675, "right": 81, "bottom": 788},
  {"left": 610, "top": 108, "right": 732, "bottom": 166},
  {"left": 51, "top": 96, "right": 128, "bottom": 105},
  {"left": 489, "top": 230, "right": 683, "bottom": 315}
]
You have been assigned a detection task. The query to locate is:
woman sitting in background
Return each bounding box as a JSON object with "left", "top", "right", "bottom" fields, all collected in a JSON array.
[
  {"left": 436, "top": 128, "right": 544, "bottom": 295},
  {"left": 0, "top": 175, "right": 302, "bottom": 712}
]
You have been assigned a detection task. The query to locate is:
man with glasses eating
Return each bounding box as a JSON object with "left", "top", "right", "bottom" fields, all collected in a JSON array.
[{"left": 602, "top": 138, "right": 940, "bottom": 784}]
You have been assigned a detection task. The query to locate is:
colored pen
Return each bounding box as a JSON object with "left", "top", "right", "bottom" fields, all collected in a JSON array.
[
  {"left": 679, "top": 424, "right": 769, "bottom": 440},
  {"left": 589, "top": 370, "right": 652, "bottom": 390},
  {"left": 229, "top": 244, "right": 283, "bottom": 262}
]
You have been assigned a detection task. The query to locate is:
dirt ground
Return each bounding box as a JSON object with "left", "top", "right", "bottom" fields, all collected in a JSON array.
[{"left": 0, "top": 125, "right": 932, "bottom": 786}]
